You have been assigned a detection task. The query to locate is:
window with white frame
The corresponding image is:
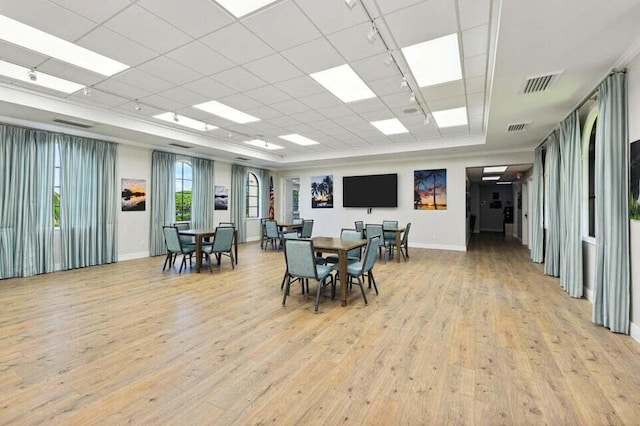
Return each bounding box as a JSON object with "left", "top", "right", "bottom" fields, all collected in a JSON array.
[
  {"left": 246, "top": 172, "right": 259, "bottom": 218},
  {"left": 175, "top": 160, "right": 192, "bottom": 222}
]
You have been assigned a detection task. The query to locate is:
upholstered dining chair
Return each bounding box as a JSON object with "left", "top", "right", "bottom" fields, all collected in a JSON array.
[
  {"left": 162, "top": 225, "right": 195, "bottom": 273},
  {"left": 283, "top": 239, "right": 335, "bottom": 313},
  {"left": 365, "top": 224, "right": 384, "bottom": 258},
  {"left": 280, "top": 231, "right": 304, "bottom": 291},
  {"left": 202, "top": 226, "right": 235, "bottom": 271},
  {"left": 382, "top": 220, "right": 398, "bottom": 255},
  {"left": 346, "top": 235, "right": 381, "bottom": 304},
  {"left": 174, "top": 222, "right": 195, "bottom": 248},
  {"left": 397, "top": 222, "right": 411, "bottom": 261},
  {"left": 264, "top": 220, "right": 280, "bottom": 250},
  {"left": 354, "top": 221, "right": 364, "bottom": 233},
  {"left": 299, "top": 219, "right": 314, "bottom": 238},
  {"left": 324, "top": 229, "right": 363, "bottom": 265}
]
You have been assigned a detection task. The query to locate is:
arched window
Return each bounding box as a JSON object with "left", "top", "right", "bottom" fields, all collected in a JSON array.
[
  {"left": 53, "top": 143, "right": 60, "bottom": 227},
  {"left": 582, "top": 107, "right": 598, "bottom": 239},
  {"left": 246, "top": 172, "right": 259, "bottom": 218},
  {"left": 587, "top": 119, "right": 596, "bottom": 237},
  {"left": 175, "top": 160, "right": 192, "bottom": 221}
]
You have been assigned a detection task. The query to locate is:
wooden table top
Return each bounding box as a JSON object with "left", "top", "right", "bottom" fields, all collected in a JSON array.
[
  {"left": 311, "top": 237, "right": 367, "bottom": 251},
  {"left": 179, "top": 228, "right": 218, "bottom": 237}
]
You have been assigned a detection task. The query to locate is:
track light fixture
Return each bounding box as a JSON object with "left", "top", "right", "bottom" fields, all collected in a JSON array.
[
  {"left": 27, "top": 68, "right": 37, "bottom": 81},
  {"left": 204, "top": 123, "right": 211, "bottom": 131},
  {"left": 424, "top": 114, "right": 430, "bottom": 125},
  {"left": 134, "top": 100, "right": 141, "bottom": 111},
  {"left": 409, "top": 92, "right": 416, "bottom": 103},
  {"left": 83, "top": 86, "right": 92, "bottom": 96},
  {"left": 366, "top": 24, "right": 378, "bottom": 43},
  {"left": 384, "top": 51, "right": 393, "bottom": 66},
  {"left": 400, "top": 76, "right": 408, "bottom": 88},
  {"left": 344, "top": 0, "right": 357, "bottom": 9},
  {"left": 173, "top": 113, "right": 179, "bottom": 122}
]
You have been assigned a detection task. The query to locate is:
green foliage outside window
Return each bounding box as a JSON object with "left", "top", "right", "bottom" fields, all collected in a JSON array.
[{"left": 176, "top": 190, "right": 192, "bottom": 221}]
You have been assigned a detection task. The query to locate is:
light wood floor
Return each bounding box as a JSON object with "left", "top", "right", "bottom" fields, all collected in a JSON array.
[{"left": 2, "top": 234, "right": 640, "bottom": 425}]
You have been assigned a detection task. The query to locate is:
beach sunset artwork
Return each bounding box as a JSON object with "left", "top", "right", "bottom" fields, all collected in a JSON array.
[
  {"left": 121, "top": 178, "right": 146, "bottom": 211},
  {"left": 414, "top": 169, "right": 447, "bottom": 210}
]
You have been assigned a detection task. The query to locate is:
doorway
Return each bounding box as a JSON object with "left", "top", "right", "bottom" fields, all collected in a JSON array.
[{"left": 283, "top": 177, "right": 300, "bottom": 223}]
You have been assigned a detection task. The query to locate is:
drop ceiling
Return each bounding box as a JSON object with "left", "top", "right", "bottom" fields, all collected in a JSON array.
[{"left": 0, "top": 0, "right": 639, "bottom": 170}]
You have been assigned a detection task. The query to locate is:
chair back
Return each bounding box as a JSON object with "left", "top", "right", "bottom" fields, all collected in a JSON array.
[
  {"left": 265, "top": 220, "right": 279, "bottom": 238},
  {"left": 341, "top": 228, "right": 363, "bottom": 259},
  {"left": 362, "top": 236, "right": 381, "bottom": 272},
  {"left": 163, "top": 226, "right": 182, "bottom": 252},
  {"left": 174, "top": 222, "right": 193, "bottom": 246},
  {"left": 284, "top": 239, "right": 318, "bottom": 279},
  {"left": 281, "top": 231, "right": 299, "bottom": 240},
  {"left": 211, "top": 226, "right": 234, "bottom": 252},
  {"left": 292, "top": 218, "right": 303, "bottom": 225},
  {"left": 365, "top": 224, "right": 383, "bottom": 241},
  {"left": 218, "top": 222, "right": 235, "bottom": 228},
  {"left": 354, "top": 221, "right": 364, "bottom": 232},
  {"left": 383, "top": 220, "right": 398, "bottom": 240},
  {"left": 402, "top": 222, "right": 411, "bottom": 245},
  {"left": 300, "top": 219, "right": 314, "bottom": 238}
]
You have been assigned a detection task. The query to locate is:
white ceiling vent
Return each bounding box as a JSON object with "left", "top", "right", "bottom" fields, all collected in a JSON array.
[
  {"left": 53, "top": 118, "right": 93, "bottom": 128},
  {"left": 521, "top": 71, "right": 562, "bottom": 94},
  {"left": 506, "top": 122, "right": 530, "bottom": 132},
  {"left": 168, "top": 143, "right": 192, "bottom": 149}
]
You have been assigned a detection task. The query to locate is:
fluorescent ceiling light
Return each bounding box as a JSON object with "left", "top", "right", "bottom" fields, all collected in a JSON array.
[
  {"left": 496, "top": 181, "right": 512, "bottom": 185},
  {"left": 0, "top": 60, "right": 84, "bottom": 93},
  {"left": 432, "top": 107, "right": 468, "bottom": 128},
  {"left": 484, "top": 166, "right": 508, "bottom": 173},
  {"left": 279, "top": 134, "right": 319, "bottom": 146},
  {"left": 244, "top": 139, "right": 283, "bottom": 150},
  {"left": 482, "top": 176, "right": 500, "bottom": 181},
  {"left": 0, "top": 15, "right": 129, "bottom": 76},
  {"left": 402, "top": 33, "right": 462, "bottom": 87},
  {"left": 193, "top": 100, "right": 260, "bottom": 124},
  {"left": 153, "top": 112, "right": 217, "bottom": 131},
  {"left": 310, "top": 64, "right": 376, "bottom": 103},
  {"left": 214, "top": 0, "right": 278, "bottom": 18},
  {"left": 370, "top": 118, "right": 409, "bottom": 135}
]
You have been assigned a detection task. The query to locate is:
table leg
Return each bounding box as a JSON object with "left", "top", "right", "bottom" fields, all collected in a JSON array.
[
  {"left": 396, "top": 231, "right": 401, "bottom": 263},
  {"left": 234, "top": 231, "right": 238, "bottom": 265},
  {"left": 195, "top": 236, "right": 202, "bottom": 273},
  {"left": 339, "top": 250, "right": 348, "bottom": 306}
]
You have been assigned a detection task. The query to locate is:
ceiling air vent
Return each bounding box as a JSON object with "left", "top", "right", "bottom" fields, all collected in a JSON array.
[
  {"left": 53, "top": 118, "right": 93, "bottom": 128},
  {"left": 235, "top": 157, "right": 249, "bottom": 161},
  {"left": 168, "top": 143, "right": 192, "bottom": 149},
  {"left": 506, "top": 122, "right": 530, "bottom": 132},
  {"left": 521, "top": 71, "right": 562, "bottom": 94}
]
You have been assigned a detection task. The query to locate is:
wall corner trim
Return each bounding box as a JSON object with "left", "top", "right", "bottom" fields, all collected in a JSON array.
[
  {"left": 584, "top": 287, "right": 594, "bottom": 303},
  {"left": 631, "top": 321, "right": 640, "bottom": 344}
]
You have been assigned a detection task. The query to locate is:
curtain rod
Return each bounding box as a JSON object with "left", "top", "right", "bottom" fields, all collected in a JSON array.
[{"left": 535, "top": 68, "right": 626, "bottom": 150}]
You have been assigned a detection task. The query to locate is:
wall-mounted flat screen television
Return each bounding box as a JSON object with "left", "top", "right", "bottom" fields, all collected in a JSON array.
[{"left": 343, "top": 173, "right": 398, "bottom": 207}]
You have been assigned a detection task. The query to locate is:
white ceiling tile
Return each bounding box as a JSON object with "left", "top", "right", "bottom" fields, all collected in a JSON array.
[
  {"left": 289, "top": 110, "right": 326, "bottom": 123},
  {"left": 294, "top": 0, "right": 369, "bottom": 34},
  {"left": 381, "top": 92, "right": 414, "bottom": 108},
  {"left": 269, "top": 116, "right": 302, "bottom": 128},
  {"left": 37, "top": 59, "right": 105, "bottom": 85},
  {"left": 281, "top": 38, "right": 344, "bottom": 74},
  {"left": 49, "top": 0, "right": 130, "bottom": 23},
  {"left": 275, "top": 76, "right": 325, "bottom": 97},
  {"left": 462, "top": 25, "right": 489, "bottom": 58},
  {"left": 182, "top": 77, "right": 235, "bottom": 99},
  {"left": 112, "top": 101, "right": 164, "bottom": 117},
  {"left": 249, "top": 119, "right": 284, "bottom": 131},
  {"left": 348, "top": 98, "right": 387, "bottom": 114},
  {"left": 112, "top": 68, "right": 174, "bottom": 94},
  {"left": 374, "top": 0, "right": 425, "bottom": 14},
  {"left": 270, "top": 99, "right": 310, "bottom": 115},
  {"left": 105, "top": 5, "right": 191, "bottom": 54},
  {"left": 470, "top": 121, "right": 484, "bottom": 133},
  {"left": 139, "top": 93, "right": 185, "bottom": 111},
  {"left": 429, "top": 95, "right": 466, "bottom": 111},
  {"left": 466, "top": 75, "right": 486, "bottom": 94},
  {"left": 70, "top": 89, "right": 129, "bottom": 107},
  {"left": 218, "top": 93, "right": 263, "bottom": 110},
  {"left": 158, "top": 87, "right": 209, "bottom": 106},
  {"left": 458, "top": 0, "right": 490, "bottom": 30},
  {"left": 385, "top": 0, "right": 457, "bottom": 48},
  {"left": 242, "top": 2, "right": 320, "bottom": 51},
  {"left": 245, "top": 106, "right": 282, "bottom": 120},
  {"left": 327, "top": 22, "right": 387, "bottom": 62},
  {"left": 318, "top": 105, "right": 353, "bottom": 119},
  {"left": 137, "top": 0, "right": 233, "bottom": 39},
  {"left": 212, "top": 67, "right": 267, "bottom": 92},
  {"left": 243, "top": 54, "right": 303, "bottom": 84},
  {"left": 76, "top": 27, "right": 158, "bottom": 68},
  {"left": 137, "top": 56, "right": 202, "bottom": 86},
  {"left": 351, "top": 53, "right": 401, "bottom": 82},
  {"left": 358, "top": 108, "right": 395, "bottom": 121},
  {"left": 368, "top": 75, "right": 405, "bottom": 97},
  {"left": 439, "top": 126, "right": 469, "bottom": 137},
  {"left": 468, "top": 105, "right": 484, "bottom": 116},
  {"left": 200, "top": 23, "right": 274, "bottom": 65},
  {"left": 388, "top": 133, "right": 416, "bottom": 143},
  {"left": 332, "top": 115, "right": 369, "bottom": 127},
  {"left": 167, "top": 42, "right": 235, "bottom": 76},
  {"left": 95, "top": 79, "right": 151, "bottom": 100},
  {"left": 465, "top": 54, "right": 487, "bottom": 78},
  {"left": 467, "top": 92, "right": 485, "bottom": 106},
  {"left": 0, "top": 41, "right": 48, "bottom": 68},
  {"left": 0, "top": 0, "right": 95, "bottom": 41},
  {"left": 245, "top": 86, "right": 291, "bottom": 104},
  {"left": 298, "top": 92, "right": 342, "bottom": 109},
  {"left": 421, "top": 80, "right": 465, "bottom": 101}
]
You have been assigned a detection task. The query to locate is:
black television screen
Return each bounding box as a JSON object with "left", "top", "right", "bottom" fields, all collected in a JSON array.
[{"left": 343, "top": 173, "right": 397, "bottom": 207}]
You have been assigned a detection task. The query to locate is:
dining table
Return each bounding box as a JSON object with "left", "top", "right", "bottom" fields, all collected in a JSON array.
[
  {"left": 311, "top": 236, "right": 368, "bottom": 306},
  {"left": 179, "top": 227, "right": 238, "bottom": 273}
]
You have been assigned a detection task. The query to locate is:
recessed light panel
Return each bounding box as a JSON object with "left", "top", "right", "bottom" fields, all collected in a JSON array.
[
  {"left": 496, "top": 181, "right": 512, "bottom": 185},
  {"left": 214, "top": 0, "right": 278, "bottom": 18},
  {"left": 432, "top": 107, "right": 468, "bottom": 128},
  {"left": 310, "top": 64, "right": 376, "bottom": 103},
  {"left": 244, "top": 139, "right": 283, "bottom": 150},
  {"left": 482, "top": 176, "right": 500, "bottom": 181},
  {"left": 0, "top": 60, "right": 84, "bottom": 93},
  {"left": 193, "top": 100, "right": 260, "bottom": 124},
  {"left": 154, "top": 112, "right": 217, "bottom": 131},
  {"left": 279, "top": 134, "right": 319, "bottom": 146},
  {"left": 484, "top": 166, "right": 508, "bottom": 173},
  {"left": 0, "top": 15, "right": 129, "bottom": 76},
  {"left": 370, "top": 118, "right": 409, "bottom": 135},
  {"left": 402, "top": 33, "right": 462, "bottom": 87}
]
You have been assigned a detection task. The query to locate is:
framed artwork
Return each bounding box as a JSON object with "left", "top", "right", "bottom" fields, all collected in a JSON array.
[
  {"left": 121, "top": 178, "right": 146, "bottom": 211},
  {"left": 631, "top": 140, "right": 640, "bottom": 220},
  {"left": 214, "top": 185, "right": 229, "bottom": 211},
  {"left": 414, "top": 169, "right": 447, "bottom": 210},
  {"left": 492, "top": 192, "right": 500, "bottom": 200},
  {"left": 490, "top": 200, "right": 502, "bottom": 209},
  {"left": 311, "top": 175, "right": 333, "bottom": 208}
]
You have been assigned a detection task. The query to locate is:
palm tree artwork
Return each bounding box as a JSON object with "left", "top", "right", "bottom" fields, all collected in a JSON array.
[
  {"left": 311, "top": 175, "right": 334, "bottom": 208},
  {"left": 414, "top": 169, "right": 447, "bottom": 210}
]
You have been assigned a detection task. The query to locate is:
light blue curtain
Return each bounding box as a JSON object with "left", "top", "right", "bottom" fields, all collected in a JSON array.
[
  {"left": 231, "top": 164, "right": 247, "bottom": 243},
  {"left": 150, "top": 150, "right": 176, "bottom": 256},
  {"left": 544, "top": 132, "right": 561, "bottom": 277},
  {"left": 0, "top": 125, "right": 55, "bottom": 278},
  {"left": 191, "top": 157, "right": 215, "bottom": 229},
  {"left": 593, "top": 72, "right": 630, "bottom": 334},
  {"left": 558, "top": 111, "right": 583, "bottom": 298},
  {"left": 59, "top": 136, "right": 117, "bottom": 270},
  {"left": 530, "top": 146, "right": 544, "bottom": 263}
]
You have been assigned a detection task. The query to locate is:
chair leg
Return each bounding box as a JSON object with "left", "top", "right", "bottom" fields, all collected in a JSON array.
[
  {"left": 229, "top": 251, "right": 235, "bottom": 269},
  {"left": 282, "top": 276, "right": 291, "bottom": 306},
  {"left": 179, "top": 256, "right": 186, "bottom": 273},
  {"left": 314, "top": 278, "right": 324, "bottom": 313},
  {"left": 356, "top": 276, "right": 368, "bottom": 305},
  {"left": 163, "top": 252, "right": 172, "bottom": 271},
  {"left": 368, "top": 271, "right": 378, "bottom": 295}
]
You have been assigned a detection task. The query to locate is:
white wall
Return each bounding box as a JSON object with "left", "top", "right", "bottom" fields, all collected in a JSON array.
[
  {"left": 478, "top": 184, "right": 513, "bottom": 232},
  {"left": 627, "top": 51, "right": 640, "bottom": 339}
]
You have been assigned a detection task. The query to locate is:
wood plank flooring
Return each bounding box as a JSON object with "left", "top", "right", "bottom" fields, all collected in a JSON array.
[{"left": 1, "top": 233, "right": 640, "bottom": 425}]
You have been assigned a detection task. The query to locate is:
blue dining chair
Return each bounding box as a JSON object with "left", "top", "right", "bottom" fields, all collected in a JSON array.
[
  {"left": 346, "top": 235, "right": 381, "bottom": 303},
  {"left": 202, "top": 226, "right": 235, "bottom": 271}
]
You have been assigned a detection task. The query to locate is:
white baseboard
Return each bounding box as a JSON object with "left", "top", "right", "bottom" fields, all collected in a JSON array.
[
  {"left": 584, "top": 287, "right": 593, "bottom": 302},
  {"left": 118, "top": 251, "right": 149, "bottom": 261},
  {"left": 480, "top": 228, "right": 503, "bottom": 233},
  {"left": 410, "top": 242, "right": 467, "bottom": 252},
  {"left": 631, "top": 322, "right": 640, "bottom": 344},
  {"left": 246, "top": 236, "right": 261, "bottom": 243}
]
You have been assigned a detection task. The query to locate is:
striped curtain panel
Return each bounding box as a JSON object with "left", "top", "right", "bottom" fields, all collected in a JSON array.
[
  {"left": 0, "top": 125, "right": 55, "bottom": 278},
  {"left": 530, "top": 146, "right": 544, "bottom": 263},
  {"left": 231, "top": 164, "right": 247, "bottom": 243},
  {"left": 59, "top": 135, "right": 117, "bottom": 269},
  {"left": 150, "top": 150, "right": 176, "bottom": 256},
  {"left": 191, "top": 157, "right": 215, "bottom": 229},
  {"left": 593, "top": 72, "right": 630, "bottom": 334},
  {"left": 544, "top": 132, "right": 561, "bottom": 277}
]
